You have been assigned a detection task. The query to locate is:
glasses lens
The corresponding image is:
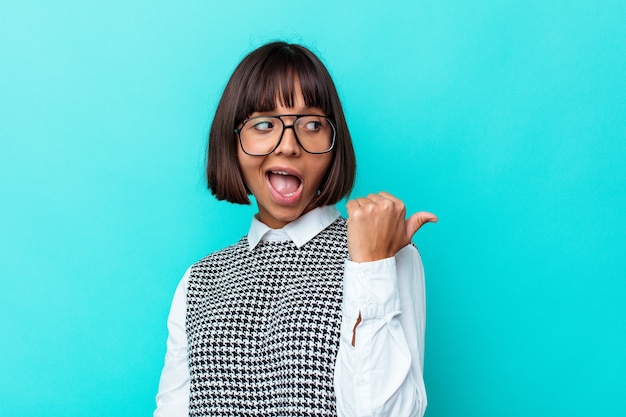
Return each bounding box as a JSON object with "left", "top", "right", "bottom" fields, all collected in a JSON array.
[
  {"left": 294, "top": 116, "right": 335, "bottom": 153},
  {"left": 239, "top": 116, "right": 283, "bottom": 155},
  {"left": 239, "top": 115, "right": 335, "bottom": 155}
]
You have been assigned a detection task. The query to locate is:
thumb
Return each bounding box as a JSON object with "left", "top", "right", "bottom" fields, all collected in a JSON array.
[{"left": 405, "top": 211, "right": 438, "bottom": 240}]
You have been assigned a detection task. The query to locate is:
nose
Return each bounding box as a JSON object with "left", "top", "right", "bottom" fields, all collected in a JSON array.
[{"left": 273, "top": 125, "right": 301, "bottom": 156}]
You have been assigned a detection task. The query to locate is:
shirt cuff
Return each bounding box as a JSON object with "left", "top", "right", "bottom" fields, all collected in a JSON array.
[{"left": 343, "top": 256, "right": 401, "bottom": 320}]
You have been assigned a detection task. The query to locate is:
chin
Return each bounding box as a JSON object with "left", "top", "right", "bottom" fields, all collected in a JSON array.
[{"left": 260, "top": 204, "right": 308, "bottom": 228}]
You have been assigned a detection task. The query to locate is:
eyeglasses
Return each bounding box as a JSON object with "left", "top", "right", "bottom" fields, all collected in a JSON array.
[{"left": 234, "top": 114, "right": 336, "bottom": 156}]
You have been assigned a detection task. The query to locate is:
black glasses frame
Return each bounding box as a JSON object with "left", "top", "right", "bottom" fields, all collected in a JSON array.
[{"left": 234, "top": 114, "right": 336, "bottom": 156}]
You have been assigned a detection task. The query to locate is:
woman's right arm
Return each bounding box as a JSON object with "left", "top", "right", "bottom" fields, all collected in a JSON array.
[{"left": 154, "top": 269, "right": 191, "bottom": 417}]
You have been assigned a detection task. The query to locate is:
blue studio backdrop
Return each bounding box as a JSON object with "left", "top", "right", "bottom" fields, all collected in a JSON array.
[{"left": 1, "top": 1, "right": 624, "bottom": 416}]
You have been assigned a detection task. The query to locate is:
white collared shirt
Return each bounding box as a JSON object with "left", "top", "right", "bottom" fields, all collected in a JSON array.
[{"left": 154, "top": 206, "right": 427, "bottom": 417}]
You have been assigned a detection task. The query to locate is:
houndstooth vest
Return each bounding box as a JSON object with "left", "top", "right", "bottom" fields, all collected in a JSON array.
[{"left": 186, "top": 218, "right": 348, "bottom": 416}]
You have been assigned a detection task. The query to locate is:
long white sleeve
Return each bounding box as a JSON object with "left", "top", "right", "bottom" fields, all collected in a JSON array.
[
  {"left": 154, "top": 270, "right": 191, "bottom": 417},
  {"left": 335, "top": 244, "right": 427, "bottom": 417}
]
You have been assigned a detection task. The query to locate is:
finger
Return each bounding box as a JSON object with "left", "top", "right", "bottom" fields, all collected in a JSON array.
[
  {"left": 366, "top": 193, "right": 386, "bottom": 202},
  {"left": 405, "top": 211, "right": 438, "bottom": 239},
  {"left": 377, "top": 192, "right": 404, "bottom": 211},
  {"left": 352, "top": 194, "right": 384, "bottom": 204},
  {"left": 346, "top": 199, "right": 361, "bottom": 214},
  {"left": 378, "top": 191, "right": 401, "bottom": 202},
  {"left": 346, "top": 197, "right": 371, "bottom": 213}
]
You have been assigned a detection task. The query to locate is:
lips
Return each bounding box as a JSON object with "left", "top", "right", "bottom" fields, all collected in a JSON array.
[{"left": 266, "top": 169, "right": 303, "bottom": 204}]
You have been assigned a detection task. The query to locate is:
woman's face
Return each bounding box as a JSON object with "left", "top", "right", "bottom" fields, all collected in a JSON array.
[{"left": 237, "top": 83, "right": 333, "bottom": 229}]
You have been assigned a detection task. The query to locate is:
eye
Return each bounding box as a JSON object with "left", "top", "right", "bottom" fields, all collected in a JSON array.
[
  {"left": 251, "top": 119, "right": 274, "bottom": 131},
  {"left": 299, "top": 117, "right": 325, "bottom": 132},
  {"left": 305, "top": 121, "right": 322, "bottom": 131}
]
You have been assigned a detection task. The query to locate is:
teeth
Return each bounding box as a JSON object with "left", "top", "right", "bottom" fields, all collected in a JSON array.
[{"left": 271, "top": 171, "right": 289, "bottom": 176}]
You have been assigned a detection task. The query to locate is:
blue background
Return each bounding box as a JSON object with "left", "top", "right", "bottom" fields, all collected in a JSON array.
[{"left": 1, "top": 1, "right": 624, "bottom": 416}]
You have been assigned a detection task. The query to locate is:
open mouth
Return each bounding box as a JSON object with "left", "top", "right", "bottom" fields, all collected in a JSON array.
[{"left": 266, "top": 170, "right": 303, "bottom": 199}]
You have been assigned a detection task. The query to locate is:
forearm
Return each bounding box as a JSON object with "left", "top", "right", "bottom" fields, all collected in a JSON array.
[
  {"left": 334, "top": 245, "right": 426, "bottom": 417},
  {"left": 154, "top": 271, "right": 191, "bottom": 417}
]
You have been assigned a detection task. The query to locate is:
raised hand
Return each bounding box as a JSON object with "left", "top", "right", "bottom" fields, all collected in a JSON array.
[{"left": 346, "top": 192, "right": 437, "bottom": 263}]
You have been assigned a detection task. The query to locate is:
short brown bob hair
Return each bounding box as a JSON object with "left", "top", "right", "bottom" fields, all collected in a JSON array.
[{"left": 206, "top": 41, "right": 356, "bottom": 206}]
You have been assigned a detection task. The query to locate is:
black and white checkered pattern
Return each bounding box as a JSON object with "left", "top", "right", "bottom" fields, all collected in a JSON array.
[{"left": 186, "top": 218, "right": 348, "bottom": 416}]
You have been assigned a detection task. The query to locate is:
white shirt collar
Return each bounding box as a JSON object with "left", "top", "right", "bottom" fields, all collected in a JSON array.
[{"left": 247, "top": 205, "right": 341, "bottom": 250}]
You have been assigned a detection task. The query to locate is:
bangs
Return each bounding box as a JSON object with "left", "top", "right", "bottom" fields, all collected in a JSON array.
[{"left": 235, "top": 45, "right": 335, "bottom": 123}]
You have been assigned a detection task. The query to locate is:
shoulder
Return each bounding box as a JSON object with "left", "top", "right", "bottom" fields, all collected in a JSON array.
[{"left": 189, "top": 236, "right": 249, "bottom": 272}]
